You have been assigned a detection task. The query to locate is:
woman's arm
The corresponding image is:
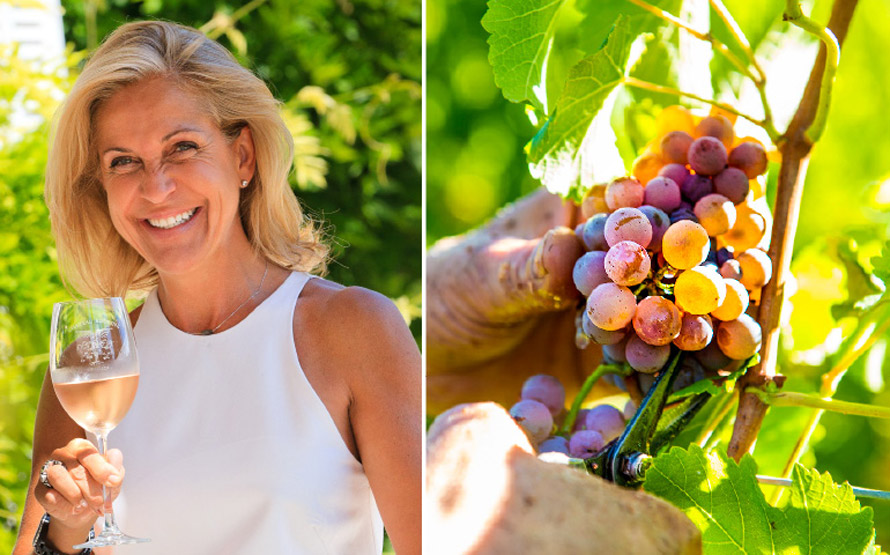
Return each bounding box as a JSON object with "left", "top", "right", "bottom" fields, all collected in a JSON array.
[{"left": 323, "top": 287, "right": 422, "bottom": 555}]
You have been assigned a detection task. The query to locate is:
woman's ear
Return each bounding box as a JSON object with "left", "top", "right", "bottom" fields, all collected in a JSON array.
[{"left": 234, "top": 125, "right": 257, "bottom": 183}]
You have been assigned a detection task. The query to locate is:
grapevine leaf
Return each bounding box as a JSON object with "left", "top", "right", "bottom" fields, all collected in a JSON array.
[
  {"left": 481, "top": 0, "right": 569, "bottom": 111},
  {"left": 831, "top": 238, "right": 885, "bottom": 320},
  {"left": 771, "top": 465, "right": 875, "bottom": 553},
  {"left": 870, "top": 240, "right": 890, "bottom": 286},
  {"left": 526, "top": 16, "right": 636, "bottom": 198},
  {"left": 574, "top": 0, "right": 681, "bottom": 57},
  {"left": 643, "top": 445, "right": 775, "bottom": 552},
  {"left": 644, "top": 446, "right": 876, "bottom": 554}
]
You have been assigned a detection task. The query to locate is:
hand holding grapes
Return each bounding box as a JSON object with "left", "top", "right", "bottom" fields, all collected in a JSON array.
[{"left": 426, "top": 188, "right": 604, "bottom": 414}]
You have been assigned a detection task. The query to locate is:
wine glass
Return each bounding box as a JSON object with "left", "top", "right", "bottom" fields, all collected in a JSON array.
[{"left": 49, "top": 297, "right": 150, "bottom": 548}]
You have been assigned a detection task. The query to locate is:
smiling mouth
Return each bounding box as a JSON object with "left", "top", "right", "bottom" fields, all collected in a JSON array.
[{"left": 147, "top": 208, "right": 197, "bottom": 230}]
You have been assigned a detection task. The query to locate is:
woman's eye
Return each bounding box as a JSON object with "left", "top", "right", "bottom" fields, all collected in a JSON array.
[
  {"left": 109, "top": 156, "right": 136, "bottom": 169},
  {"left": 173, "top": 141, "right": 198, "bottom": 153}
]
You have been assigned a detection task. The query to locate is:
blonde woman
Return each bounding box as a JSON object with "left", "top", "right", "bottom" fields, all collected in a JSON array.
[{"left": 14, "top": 21, "right": 420, "bottom": 555}]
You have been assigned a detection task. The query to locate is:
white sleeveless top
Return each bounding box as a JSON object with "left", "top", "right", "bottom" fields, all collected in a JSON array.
[{"left": 109, "top": 272, "right": 384, "bottom": 553}]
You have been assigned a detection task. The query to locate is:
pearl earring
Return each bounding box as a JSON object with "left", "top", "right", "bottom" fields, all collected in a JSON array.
[{"left": 240, "top": 180, "right": 249, "bottom": 188}]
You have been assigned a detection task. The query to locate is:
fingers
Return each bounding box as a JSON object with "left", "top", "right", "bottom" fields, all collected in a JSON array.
[
  {"left": 484, "top": 188, "right": 582, "bottom": 241},
  {"left": 428, "top": 226, "right": 584, "bottom": 368},
  {"left": 36, "top": 439, "right": 125, "bottom": 522}
]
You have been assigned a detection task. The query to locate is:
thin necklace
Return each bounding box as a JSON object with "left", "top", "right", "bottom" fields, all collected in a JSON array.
[{"left": 194, "top": 261, "right": 269, "bottom": 336}]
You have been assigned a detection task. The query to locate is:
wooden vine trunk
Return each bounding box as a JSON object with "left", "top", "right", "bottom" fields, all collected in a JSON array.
[{"left": 727, "top": 0, "right": 860, "bottom": 461}]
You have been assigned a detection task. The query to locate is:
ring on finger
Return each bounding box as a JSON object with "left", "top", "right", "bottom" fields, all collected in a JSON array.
[{"left": 39, "top": 459, "right": 65, "bottom": 489}]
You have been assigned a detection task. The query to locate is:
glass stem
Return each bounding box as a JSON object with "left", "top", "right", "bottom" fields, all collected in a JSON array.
[{"left": 96, "top": 433, "right": 119, "bottom": 533}]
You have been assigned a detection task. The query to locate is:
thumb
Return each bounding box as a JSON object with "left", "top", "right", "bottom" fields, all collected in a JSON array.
[{"left": 428, "top": 226, "right": 584, "bottom": 368}]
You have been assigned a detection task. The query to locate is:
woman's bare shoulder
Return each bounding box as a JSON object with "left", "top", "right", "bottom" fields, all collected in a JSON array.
[{"left": 299, "top": 277, "right": 409, "bottom": 341}]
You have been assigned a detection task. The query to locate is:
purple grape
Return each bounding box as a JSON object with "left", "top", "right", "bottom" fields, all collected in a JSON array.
[
  {"left": 569, "top": 430, "right": 605, "bottom": 458},
  {"left": 602, "top": 334, "right": 630, "bottom": 363},
  {"left": 672, "top": 357, "right": 707, "bottom": 391},
  {"left": 681, "top": 174, "right": 714, "bottom": 203},
  {"left": 695, "top": 115, "right": 734, "bottom": 148},
  {"left": 580, "top": 213, "right": 609, "bottom": 251},
  {"left": 582, "top": 313, "right": 628, "bottom": 345},
  {"left": 573, "top": 408, "right": 591, "bottom": 432},
  {"left": 728, "top": 141, "right": 768, "bottom": 178},
  {"left": 658, "top": 163, "right": 690, "bottom": 189},
  {"left": 719, "top": 259, "right": 743, "bottom": 281},
  {"left": 584, "top": 404, "right": 626, "bottom": 442},
  {"left": 669, "top": 207, "right": 698, "bottom": 224},
  {"left": 538, "top": 436, "right": 570, "bottom": 455},
  {"left": 638, "top": 205, "right": 670, "bottom": 253},
  {"left": 643, "top": 176, "right": 682, "bottom": 213},
  {"left": 521, "top": 375, "right": 566, "bottom": 417},
  {"left": 573, "top": 251, "right": 609, "bottom": 296},
  {"left": 688, "top": 136, "right": 728, "bottom": 176},
  {"left": 604, "top": 207, "right": 653, "bottom": 248},
  {"left": 694, "top": 339, "right": 732, "bottom": 371},
  {"left": 660, "top": 131, "right": 694, "bottom": 165},
  {"left": 601, "top": 372, "right": 628, "bottom": 392},
  {"left": 510, "top": 399, "right": 554, "bottom": 445},
  {"left": 638, "top": 372, "right": 656, "bottom": 395},
  {"left": 716, "top": 247, "right": 734, "bottom": 267},
  {"left": 623, "top": 399, "right": 637, "bottom": 420},
  {"left": 625, "top": 334, "right": 671, "bottom": 374},
  {"left": 713, "top": 167, "right": 750, "bottom": 204}
]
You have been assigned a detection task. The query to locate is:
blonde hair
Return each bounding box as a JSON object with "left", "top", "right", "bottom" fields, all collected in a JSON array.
[{"left": 45, "top": 20, "right": 329, "bottom": 297}]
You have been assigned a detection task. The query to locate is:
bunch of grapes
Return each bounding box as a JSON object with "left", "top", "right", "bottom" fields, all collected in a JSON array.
[{"left": 509, "top": 374, "right": 636, "bottom": 458}]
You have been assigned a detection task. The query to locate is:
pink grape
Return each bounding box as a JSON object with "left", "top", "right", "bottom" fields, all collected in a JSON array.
[
  {"left": 602, "top": 334, "right": 630, "bottom": 363},
  {"left": 695, "top": 115, "right": 734, "bottom": 148},
  {"left": 604, "top": 207, "right": 653, "bottom": 248},
  {"left": 605, "top": 241, "right": 651, "bottom": 286},
  {"left": 673, "top": 312, "right": 714, "bottom": 351},
  {"left": 688, "top": 136, "right": 728, "bottom": 176},
  {"left": 510, "top": 399, "right": 554, "bottom": 445},
  {"left": 658, "top": 163, "right": 690, "bottom": 189},
  {"left": 584, "top": 405, "right": 626, "bottom": 442},
  {"left": 573, "top": 251, "right": 609, "bottom": 296},
  {"left": 694, "top": 339, "right": 733, "bottom": 371},
  {"left": 632, "top": 295, "right": 682, "bottom": 346},
  {"left": 625, "top": 334, "right": 671, "bottom": 374},
  {"left": 644, "top": 176, "right": 682, "bottom": 213},
  {"left": 569, "top": 430, "right": 605, "bottom": 458},
  {"left": 716, "top": 314, "right": 762, "bottom": 360},
  {"left": 582, "top": 313, "right": 628, "bottom": 345},
  {"left": 713, "top": 167, "right": 750, "bottom": 204},
  {"left": 737, "top": 249, "right": 772, "bottom": 290},
  {"left": 605, "top": 177, "right": 645, "bottom": 210},
  {"left": 660, "top": 131, "right": 694, "bottom": 165},
  {"left": 719, "top": 259, "right": 743, "bottom": 281},
  {"left": 728, "top": 141, "right": 768, "bottom": 178},
  {"left": 586, "top": 283, "right": 637, "bottom": 331},
  {"left": 694, "top": 193, "right": 737, "bottom": 236},
  {"left": 520, "top": 375, "right": 566, "bottom": 417}
]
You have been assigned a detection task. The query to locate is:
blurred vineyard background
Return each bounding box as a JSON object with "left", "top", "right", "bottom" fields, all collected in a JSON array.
[
  {"left": 428, "top": 0, "right": 890, "bottom": 542},
  {"left": 0, "top": 0, "right": 419, "bottom": 549}
]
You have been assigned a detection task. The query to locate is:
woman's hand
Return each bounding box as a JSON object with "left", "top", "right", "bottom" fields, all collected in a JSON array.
[
  {"left": 427, "top": 188, "right": 606, "bottom": 413},
  {"left": 34, "top": 438, "right": 124, "bottom": 546}
]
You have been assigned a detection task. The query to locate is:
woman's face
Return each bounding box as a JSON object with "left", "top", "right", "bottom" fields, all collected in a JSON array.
[{"left": 93, "top": 77, "right": 255, "bottom": 276}]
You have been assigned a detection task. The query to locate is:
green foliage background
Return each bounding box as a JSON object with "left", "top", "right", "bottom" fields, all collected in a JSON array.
[
  {"left": 0, "top": 0, "right": 419, "bottom": 550},
  {"left": 428, "top": 0, "right": 890, "bottom": 544}
]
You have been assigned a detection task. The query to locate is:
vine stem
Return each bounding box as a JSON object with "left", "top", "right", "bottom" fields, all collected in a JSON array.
[
  {"left": 708, "top": 0, "right": 766, "bottom": 83},
  {"left": 560, "top": 363, "right": 628, "bottom": 435},
  {"left": 746, "top": 389, "right": 890, "bottom": 419},
  {"left": 623, "top": 77, "right": 777, "bottom": 140},
  {"left": 784, "top": 0, "right": 842, "bottom": 144},
  {"left": 770, "top": 305, "right": 890, "bottom": 504},
  {"left": 727, "top": 0, "right": 859, "bottom": 462},
  {"left": 624, "top": 0, "right": 755, "bottom": 82}
]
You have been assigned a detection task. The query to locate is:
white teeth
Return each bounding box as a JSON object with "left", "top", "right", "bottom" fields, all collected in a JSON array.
[{"left": 147, "top": 208, "right": 196, "bottom": 229}]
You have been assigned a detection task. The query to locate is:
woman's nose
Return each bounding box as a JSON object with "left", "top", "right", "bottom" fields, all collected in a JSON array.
[{"left": 139, "top": 166, "right": 176, "bottom": 203}]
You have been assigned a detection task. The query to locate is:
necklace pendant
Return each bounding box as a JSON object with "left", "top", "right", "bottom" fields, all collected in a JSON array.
[{"left": 199, "top": 329, "right": 214, "bottom": 336}]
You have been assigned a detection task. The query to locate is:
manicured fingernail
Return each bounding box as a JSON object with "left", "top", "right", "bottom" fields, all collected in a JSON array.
[{"left": 107, "top": 473, "right": 122, "bottom": 486}]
